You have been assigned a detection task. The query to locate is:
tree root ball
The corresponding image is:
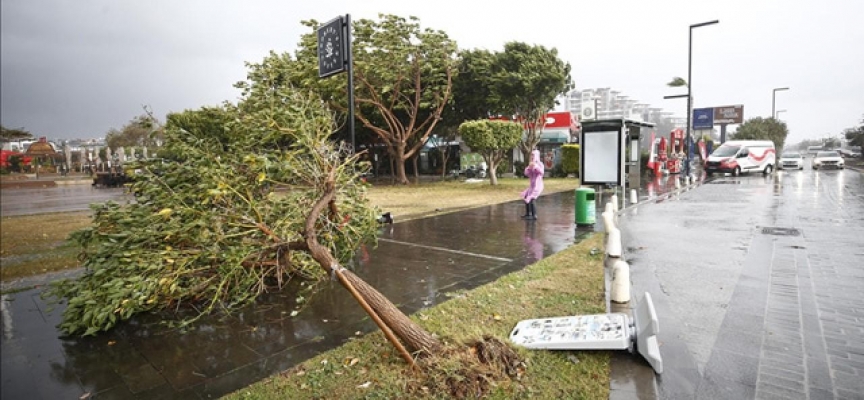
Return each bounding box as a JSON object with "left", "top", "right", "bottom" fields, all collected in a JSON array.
[{"left": 408, "top": 335, "right": 526, "bottom": 398}]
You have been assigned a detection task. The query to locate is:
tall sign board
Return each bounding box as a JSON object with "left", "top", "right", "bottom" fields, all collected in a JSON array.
[
  {"left": 713, "top": 105, "right": 744, "bottom": 124},
  {"left": 317, "top": 15, "right": 355, "bottom": 151},
  {"left": 317, "top": 17, "right": 346, "bottom": 78},
  {"left": 693, "top": 108, "right": 714, "bottom": 129}
]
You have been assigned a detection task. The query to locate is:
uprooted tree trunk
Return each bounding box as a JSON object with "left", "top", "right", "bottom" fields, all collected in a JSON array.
[{"left": 302, "top": 175, "right": 442, "bottom": 360}]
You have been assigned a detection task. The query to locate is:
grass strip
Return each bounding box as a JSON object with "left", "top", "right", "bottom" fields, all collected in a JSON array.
[{"left": 226, "top": 233, "right": 609, "bottom": 399}]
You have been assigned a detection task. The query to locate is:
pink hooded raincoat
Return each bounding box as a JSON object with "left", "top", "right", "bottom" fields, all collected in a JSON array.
[{"left": 521, "top": 149, "right": 545, "bottom": 203}]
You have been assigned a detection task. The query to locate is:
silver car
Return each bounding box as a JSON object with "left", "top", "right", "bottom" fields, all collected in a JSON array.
[
  {"left": 779, "top": 152, "right": 804, "bottom": 170},
  {"left": 812, "top": 150, "right": 845, "bottom": 170}
]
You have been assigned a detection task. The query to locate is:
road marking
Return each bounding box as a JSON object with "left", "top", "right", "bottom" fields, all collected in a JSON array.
[{"left": 378, "top": 238, "right": 513, "bottom": 262}]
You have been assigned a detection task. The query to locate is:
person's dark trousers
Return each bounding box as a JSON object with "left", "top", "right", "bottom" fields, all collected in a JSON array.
[{"left": 522, "top": 200, "right": 537, "bottom": 220}]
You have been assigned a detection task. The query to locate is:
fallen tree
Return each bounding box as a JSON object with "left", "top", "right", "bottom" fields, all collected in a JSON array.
[{"left": 45, "top": 85, "right": 441, "bottom": 357}]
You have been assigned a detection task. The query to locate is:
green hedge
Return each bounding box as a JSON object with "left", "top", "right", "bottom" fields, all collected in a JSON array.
[{"left": 562, "top": 144, "right": 580, "bottom": 176}]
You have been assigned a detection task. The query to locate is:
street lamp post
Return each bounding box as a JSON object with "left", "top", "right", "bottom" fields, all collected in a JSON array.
[
  {"left": 772, "top": 87, "right": 789, "bottom": 120},
  {"left": 775, "top": 109, "right": 787, "bottom": 120},
  {"left": 685, "top": 20, "right": 719, "bottom": 176}
]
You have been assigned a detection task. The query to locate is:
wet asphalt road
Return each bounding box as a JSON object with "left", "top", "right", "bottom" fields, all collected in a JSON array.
[
  {"left": 615, "top": 165, "right": 864, "bottom": 399},
  {"left": 1, "top": 181, "right": 132, "bottom": 216}
]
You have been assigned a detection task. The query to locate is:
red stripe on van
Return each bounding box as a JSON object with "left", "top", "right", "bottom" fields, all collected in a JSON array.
[{"left": 749, "top": 148, "right": 775, "bottom": 162}]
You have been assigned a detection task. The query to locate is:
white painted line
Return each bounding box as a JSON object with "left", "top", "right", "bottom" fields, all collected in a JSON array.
[{"left": 378, "top": 238, "right": 514, "bottom": 262}]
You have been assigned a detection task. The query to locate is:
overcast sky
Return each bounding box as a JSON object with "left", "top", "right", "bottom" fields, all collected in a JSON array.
[{"left": 2, "top": 0, "right": 862, "bottom": 145}]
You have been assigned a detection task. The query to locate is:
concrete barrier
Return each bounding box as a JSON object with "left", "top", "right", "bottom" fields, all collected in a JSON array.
[
  {"left": 611, "top": 259, "right": 630, "bottom": 303},
  {"left": 606, "top": 227, "right": 622, "bottom": 258},
  {"left": 611, "top": 195, "right": 619, "bottom": 213},
  {"left": 602, "top": 211, "right": 615, "bottom": 233}
]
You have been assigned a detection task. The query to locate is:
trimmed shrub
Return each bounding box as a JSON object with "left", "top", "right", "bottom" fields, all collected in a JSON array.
[{"left": 561, "top": 144, "right": 580, "bottom": 177}]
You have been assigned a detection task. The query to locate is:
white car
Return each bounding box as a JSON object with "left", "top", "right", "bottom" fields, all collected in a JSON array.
[
  {"left": 779, "top": 152, "right": 804, "bottom": 170},
  {"left": 812, "top": 150, "right": 845, "bottom": 170}
]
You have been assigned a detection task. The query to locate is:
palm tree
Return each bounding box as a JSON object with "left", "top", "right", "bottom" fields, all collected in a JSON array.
[{"left": 667, "top": 77, "right": 688, "bottom": 88}]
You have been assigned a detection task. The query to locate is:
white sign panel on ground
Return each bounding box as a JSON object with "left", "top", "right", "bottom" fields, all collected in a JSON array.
[{"left": 582, "top": 130, "right": 621, "bottom": 185}]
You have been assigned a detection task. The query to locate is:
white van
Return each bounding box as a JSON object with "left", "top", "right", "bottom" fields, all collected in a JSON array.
[{"left": 705, "top": 140, "right": 776, "bottom": 176}]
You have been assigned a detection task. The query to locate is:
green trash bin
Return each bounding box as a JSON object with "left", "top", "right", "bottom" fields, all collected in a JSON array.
[{"left": 575, "top": 187, "right": 596, "bottom": 225}]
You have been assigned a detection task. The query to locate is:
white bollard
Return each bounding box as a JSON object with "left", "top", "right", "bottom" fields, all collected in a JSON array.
[
  {"left": 605, "top": 202, "right": 614, "bottom": 214},
  {"left": 602, "top": 211, "right": 615, "bottom": 232},
  {"left": 611, "top": 195, "right": 619, "bottom": 213},
  {"left": 675, "top": 178, "right": 681, "bottom": 189},
  {"left": 606, "top": 227, "right": 622, "bottom": 258},
  {"left": 630, "top": 189, "right": 638, "bottom": 205},
  {"left": 685, "top": 176, "right": 691, "bottom": 186},
  {"left": 611, "top": 260, "right": 631, "bottom": 303}
]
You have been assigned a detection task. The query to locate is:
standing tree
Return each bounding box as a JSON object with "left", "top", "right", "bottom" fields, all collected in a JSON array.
[
  {"left": 458, "top": 120, "right": 523, "bottom": 185},
  {"left": 731, "top": 117, "right": 789, "bottom": 149},
  {"left": 46, "top": 84, "right": 442, "bottom": 357},
  {"left": 491, "top": 42, "right": 572, "bottom": 163},
  {"left": 239, "top": 14, "right": 458, "bottom": 185},
  {"left": 844, "top": 113, "right": 864, "bottom": 148},
  {"left": 0, "top": 125, "right": 34, "bottom": 141},
  {"left": 105, "top": 112, "right": 164, "bottom": 151}
]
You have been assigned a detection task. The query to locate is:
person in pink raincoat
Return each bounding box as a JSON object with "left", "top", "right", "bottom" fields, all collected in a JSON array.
[{"left": 521, "top": 149, "right": 544, "bottom": 220}]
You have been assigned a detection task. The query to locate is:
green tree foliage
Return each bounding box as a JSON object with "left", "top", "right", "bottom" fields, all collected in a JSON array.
[
  {"left": 561, "top": 144, "right": 580, "bottom": 176},
  {"left": 451, "top": 49, "right": 499, "bottom": 120},
  {"left": 667, "top": 77, "right": 687, "bottom": 88},
  {"left": 239, "top": 14, "right": 458, "bottom": 185},
  {"left": 491, "top": 42, "right": 573, "bottom": 163},
  {"left": 731, "top": 117, "right": 789, "bottom": 150},
  {"left": 458, "top": 120, "right": 522, "bottom": 185},
  {"left": 105, "top": 113, "right": 164, "bottom": 151},
  {"left": 844, "top": 114, "right": 864, "bottom": 148},
  {"left": 0, "top": 125, "right": 34, "bottom": 141},
  {"left": 45, "top": 87, "right": 382, "bottom": 336}
]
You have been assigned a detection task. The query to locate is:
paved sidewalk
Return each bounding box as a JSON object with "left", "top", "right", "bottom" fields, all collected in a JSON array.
[{"left": 614, "top": 168, "right": 864, "bottom": 399}]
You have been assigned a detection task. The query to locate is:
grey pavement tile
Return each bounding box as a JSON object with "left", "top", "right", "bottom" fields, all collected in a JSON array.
[
  {"left": 155, "top": 359, "right": 208, "bottom": 391},
  {"left": 832, "top": 370, "right": 864, "bottom": 394},
  {"left": 716, "top": 312, "right": 765, "bottom": 337},
  {"left": 805, "top": 364, "right": 834, "bottom": 395},
  {"left": 757, "top": 372, "right": 805, "bottom": 393},
  {"left": 757, "top": 364, "right": 805, "bottom": 382},
  {"left": 703, "top": 348, "right": 759, "bottom": 387},
  {"left": 808, "top": 387, "right": 835, "bottom": 400},
  {"left": 837, "top": 388, "right": 864, "bottom": 400},
  {"left": 712, "top": 331, "right": 762, "bottom": 355},
  {"left": 695, "top": 375, "right": 756, "bottom": 400},
  {"left": 193, "top": 358, "right": 273, "bottom": 399},
  {"left": 757, "top": 381, "right": 807, "bottom": 400},
  {"left": 76, "top": 364, "right": 124, "bottom": 394},
  {"left": 91, "top": 385, "right": 135, "bottom": 399},
  {"left": 117, "top": 363, "right": 167, "bottom": 394}
]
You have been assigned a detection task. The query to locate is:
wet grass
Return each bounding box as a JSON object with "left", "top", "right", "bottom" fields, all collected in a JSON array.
[
  {"left": 366, "top": 177, "right": 578, "bottom": 222},
  {"left": 0, "top": 178, "right": 578, "bottom": 283},
  {"left": 0, "top": 211, "right": 91, "bottom": 282},
  {"left": 226, "top": 233, "right": 609, "bottom": 399}
]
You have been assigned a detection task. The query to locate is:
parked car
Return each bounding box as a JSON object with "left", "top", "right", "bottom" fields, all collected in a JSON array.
[
  {"left": 779, "top": 152, "right": 804, "bottom": 170},
  {"left": 812, "top": 151, "right": 845, "bottom": 170},
  {"left": 838, "top": 148, "right": 862, "bottom": 158}
]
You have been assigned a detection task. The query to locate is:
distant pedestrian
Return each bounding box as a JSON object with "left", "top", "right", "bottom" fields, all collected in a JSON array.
[{"left": 521, "top": 149, "right": 544, "bottom": 220}]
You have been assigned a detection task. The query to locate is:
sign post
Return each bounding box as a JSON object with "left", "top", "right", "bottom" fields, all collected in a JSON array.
[{"left": 317, "top": 15, "right": 355, "bottom": 152}]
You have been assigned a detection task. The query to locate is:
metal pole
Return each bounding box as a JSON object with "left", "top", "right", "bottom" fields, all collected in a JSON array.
[
  {"left": 772, "top": 91, "right": 776, "bottom": 120},
  {"left": 345, "top": 14, "right": 355, "bottom": 153},
  {"left": 772, "top": 87, "right": 789, "bottom": 120},
  {"left": 685, "top": 20, "right": 719, "bottom": 176},
  {"left": 686, "top": 27, "right": 693, "bottom": 177}
]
